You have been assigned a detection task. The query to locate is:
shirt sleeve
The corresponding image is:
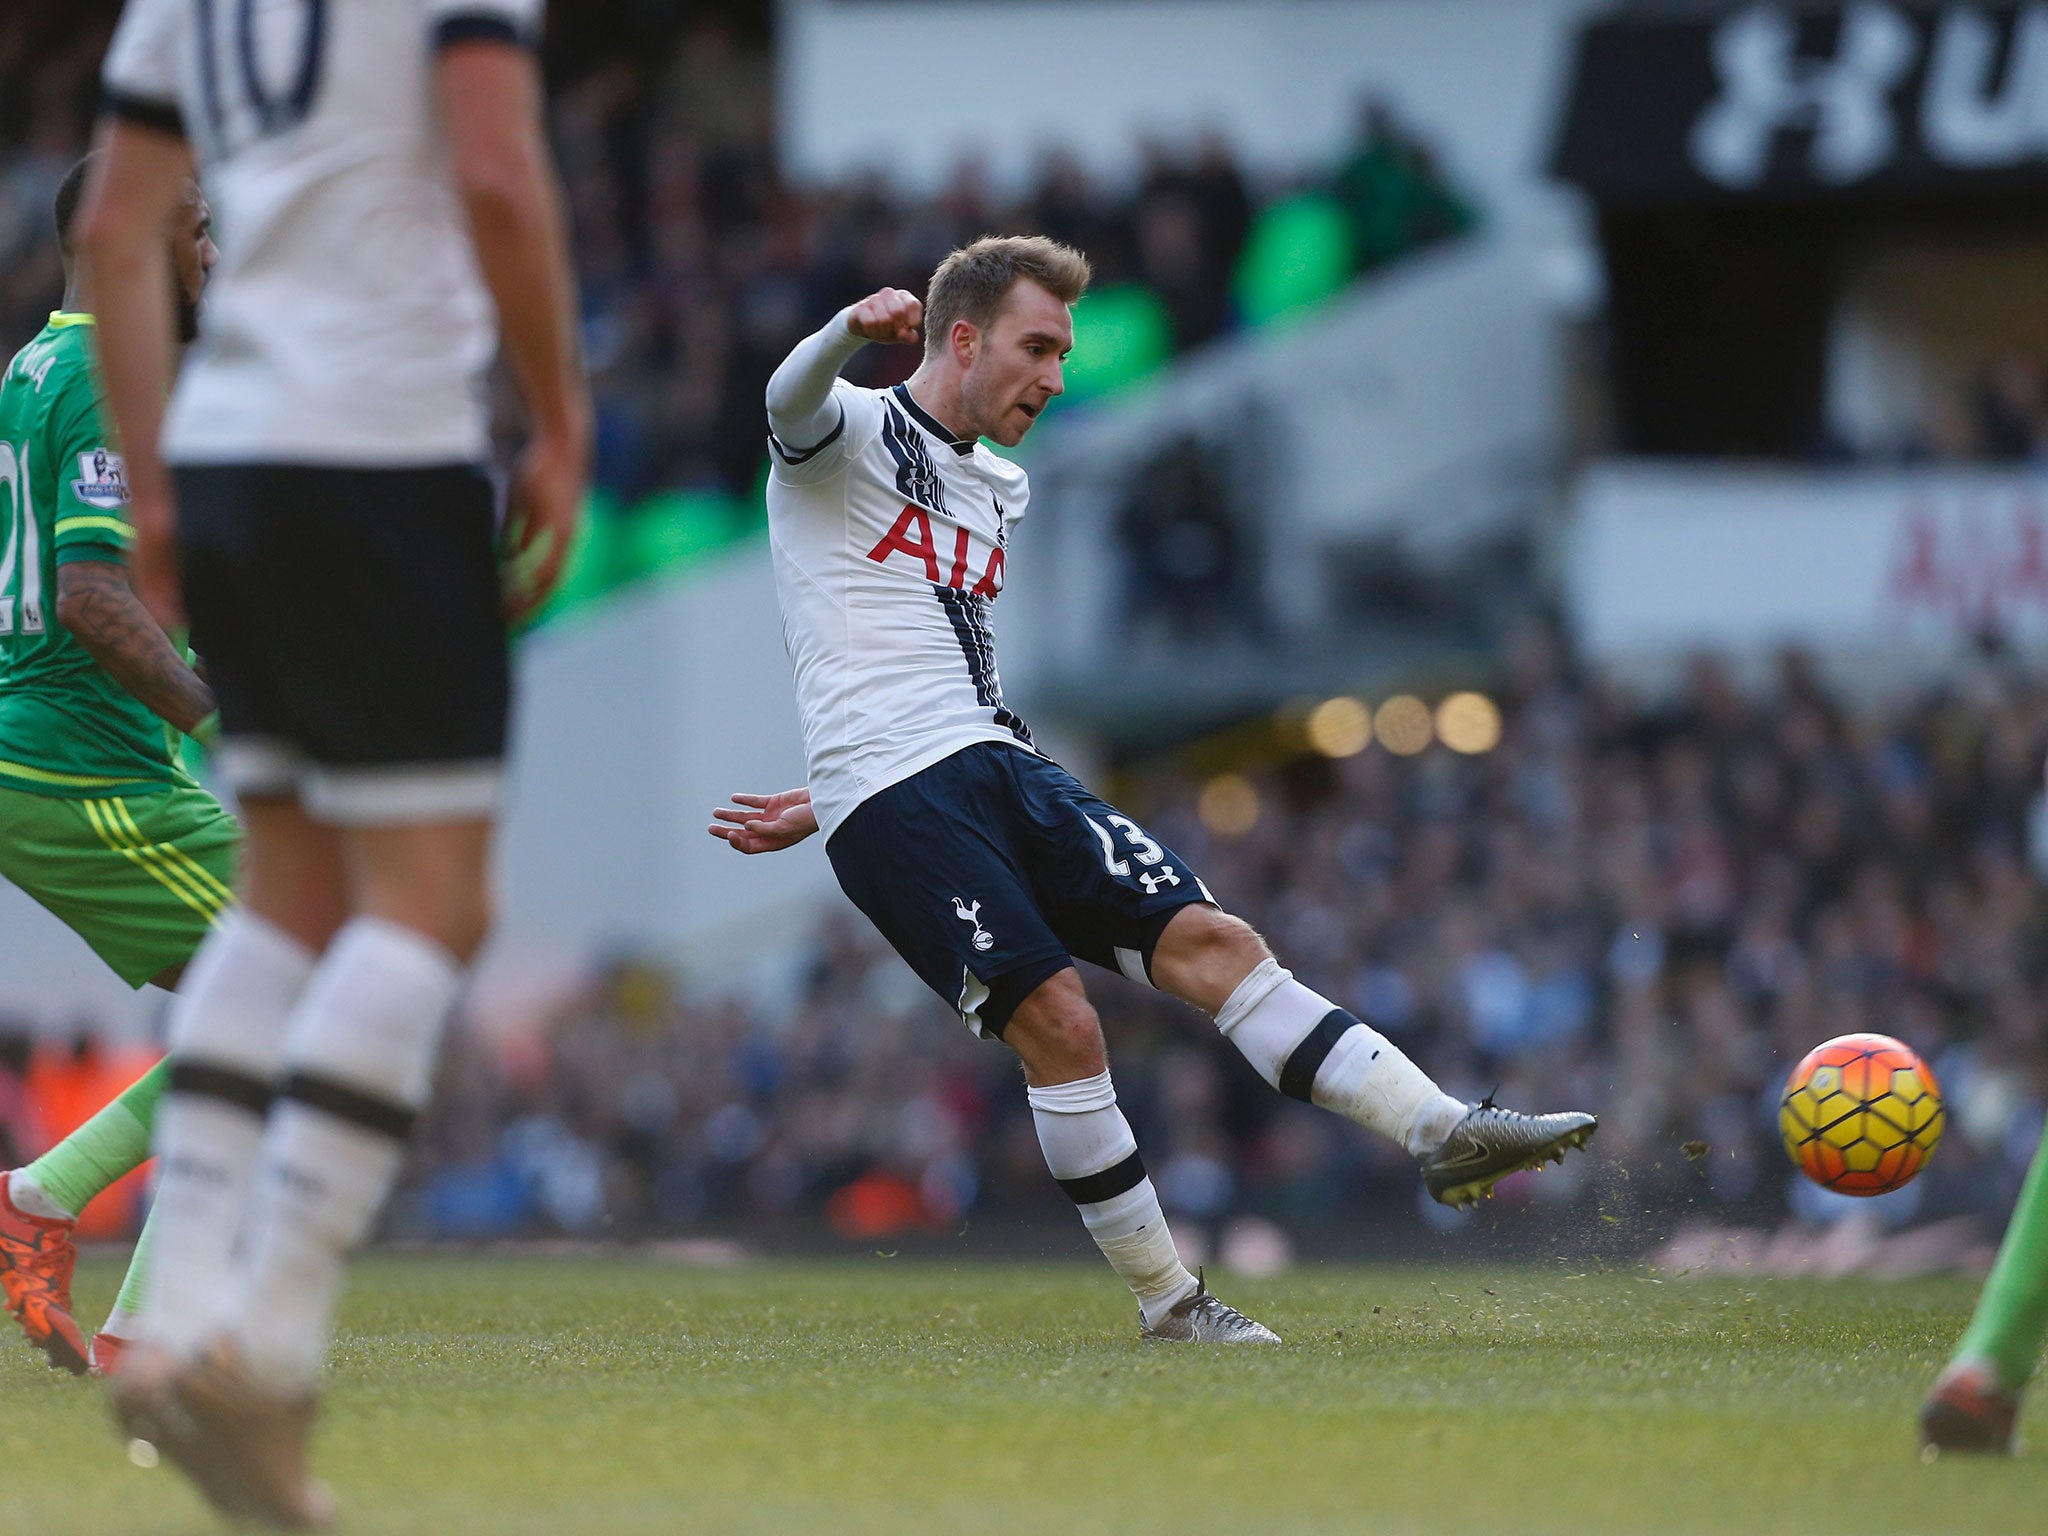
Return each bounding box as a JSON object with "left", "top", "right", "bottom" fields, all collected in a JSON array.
[
  {"left": 48, "top": 388, "right": 136, "bottom": 567},
  {"left": 769, "top": 379, "right": 887, "bottom": 489},
  {"left": 100, "top": 0, "right": 189, "bottom": 137},
  {"left": 428, "top": 0, "right": 546, "bottom": 50}
]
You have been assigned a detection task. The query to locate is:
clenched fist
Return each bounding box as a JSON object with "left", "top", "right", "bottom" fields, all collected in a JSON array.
[{"left": 846, "top": 288, "right": 922, "bottom": 347}]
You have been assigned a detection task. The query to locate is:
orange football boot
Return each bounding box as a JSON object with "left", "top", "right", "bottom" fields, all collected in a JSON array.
[{"left": 0, "top": 1171, "right": 90, "bottom": 1375}]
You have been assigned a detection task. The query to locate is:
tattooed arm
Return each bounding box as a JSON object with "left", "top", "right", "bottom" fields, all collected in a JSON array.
[{"left": 54, "top": 560, "right": 216, "bottom": 735}]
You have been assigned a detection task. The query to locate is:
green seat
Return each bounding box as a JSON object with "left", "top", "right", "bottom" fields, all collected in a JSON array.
[
  {"left": 1233, "top": 192, "right": 1356, "bottom": 328},
  {"left": 620, "top": 489, "right": 746, "bottom": 584},
  {"left": 1062, "top": 282, "right": 1174, "bottom": 401},
  {"left": 526, "top": 488, "right": 627, "bottom": 628}
]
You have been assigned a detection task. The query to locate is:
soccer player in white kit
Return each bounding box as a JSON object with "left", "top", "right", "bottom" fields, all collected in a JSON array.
[
  {"left": 81, "top": 0, "right": 586, "bottom": 1522},
  {"left": 717, "top": 236, "right": 1598, "bottom": 1342}
]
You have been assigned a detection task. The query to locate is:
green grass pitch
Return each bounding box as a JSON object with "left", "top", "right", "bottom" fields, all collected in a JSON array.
[{"left": 3, "top": 1255, "right": 2044, "bottom": 1534}]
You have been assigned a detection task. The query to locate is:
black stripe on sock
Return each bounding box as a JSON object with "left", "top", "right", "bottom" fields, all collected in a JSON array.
[
  {"left": 168, "top": 1059, "right": 274, "bottom": 1117},
  {"left": 1056, "top": 1149, "right": 1147, "bottom": 1207},
  {"left": 1278, "top": 1009, "right": 1362, "bottom": 1103},
  {"left": 280, "top": 1072, "right": 417, "bottom": 1142}
]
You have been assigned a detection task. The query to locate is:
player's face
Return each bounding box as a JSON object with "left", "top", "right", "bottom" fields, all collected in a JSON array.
[
  {"left": 961, "top": 279, "right": 1072, "bottom": 447},
  {"left": 170, "top": 186, "right": 216, "bottom": 345}
]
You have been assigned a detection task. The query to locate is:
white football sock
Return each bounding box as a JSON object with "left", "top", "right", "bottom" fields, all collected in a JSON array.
[
  {"left": 233, "top": 917, "right": 463, "bottom": 1391},
  {"left": 142, "top": 910, "right": 316, "bottom": 1358},
  {"left": 1215, "top": 959, "right": 1466, "bottom": 1156},
  {"left": 1028, "top": 1070, "right": 1197, "bottom": 1326}
]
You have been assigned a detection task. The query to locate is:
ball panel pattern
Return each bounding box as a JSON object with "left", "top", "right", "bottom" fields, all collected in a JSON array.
[{"left": 1777, "top": 1033, "right": 1943, "bottom": 1197}]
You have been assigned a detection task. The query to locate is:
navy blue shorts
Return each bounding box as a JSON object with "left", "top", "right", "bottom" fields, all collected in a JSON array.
[{"left": 826, "top": 743, "right": 1214, "bottom": 1038}]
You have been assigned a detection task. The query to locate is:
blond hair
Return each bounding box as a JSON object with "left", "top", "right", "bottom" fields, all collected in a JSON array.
[{"left": 923, "top": 235, "right": 1092, "bottom": 359}]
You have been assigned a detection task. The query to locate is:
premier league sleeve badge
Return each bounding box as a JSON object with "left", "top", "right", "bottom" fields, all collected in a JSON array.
[{"left": 71, "top": 448, "right": 130, "bottom": 510}]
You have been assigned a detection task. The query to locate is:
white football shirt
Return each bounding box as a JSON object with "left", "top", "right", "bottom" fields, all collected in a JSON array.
[
  {"left": 100, "top": 0, "right": 543, "bottom": 466},
  {"left": 767, "top": 379, "right": 1037, "bottom": 840}
]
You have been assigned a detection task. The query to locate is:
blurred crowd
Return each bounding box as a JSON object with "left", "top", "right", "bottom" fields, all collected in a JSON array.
[
  {"left": 1, "top": 14, "right": 1472, "bottom": 511},
  {"left": 521, "top": 57, "right": 1473, "bottom": 501},
  {"left": 364, "top": 626, "right": 2048, "bottom": 1249}
]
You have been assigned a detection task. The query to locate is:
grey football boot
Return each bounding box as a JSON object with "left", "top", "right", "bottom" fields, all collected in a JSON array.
[
  {"left": 1421, "top": 1098, "right": 1598, "bottom": 1209},
  {"left": 1139, "top": 1271, "right": 1281, "bottom": 1344}
]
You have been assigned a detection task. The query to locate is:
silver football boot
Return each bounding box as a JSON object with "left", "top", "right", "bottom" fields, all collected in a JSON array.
[
  {"left": 1139, "top": 1272, "right": 1281, "bottom": 1344},
  {"left": 1421, "top": 1098, "right": 1598, "bottom": 1209}
]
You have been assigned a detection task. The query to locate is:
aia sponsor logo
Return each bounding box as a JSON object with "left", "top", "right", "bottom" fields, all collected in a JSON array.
[
  {"left": 867, "top": 505, "right": 1005, "bottom": 596},
  {"left": 1887, "top": 487, "right": 2048, "bottom": 633}
]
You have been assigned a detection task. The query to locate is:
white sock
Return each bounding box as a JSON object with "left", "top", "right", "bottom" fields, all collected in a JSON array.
[
  {"left": 142, "top": 910, "right": 316, "bottom": 1357},
  {"left": 7, "top": 1170, "right": 71, "bottom": 1221},
  {"left": 1215, "top": 959, "right": 1466, "bottom": 1156},
  {"left": 1027, "top": 1070, "right": 1197, "bottom": 1326},
  {"left": 232, "top": 917, "right": 463, "bottom": 1392}
]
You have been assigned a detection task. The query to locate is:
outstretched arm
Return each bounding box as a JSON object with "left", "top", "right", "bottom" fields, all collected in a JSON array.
[
  {"left": 55, "top": 561, "right": 215, "bottom": 735},
  {"left": 708, "top": 789, "right": 817, "bottom": 855},
  {"left": 766, "top": 289, "right": 922, "bottom": 451}
]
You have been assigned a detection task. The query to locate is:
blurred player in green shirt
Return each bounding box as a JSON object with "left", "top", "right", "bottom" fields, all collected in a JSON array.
[{"left": 0, "top": 153, "right": 228, "bottom": 1377}]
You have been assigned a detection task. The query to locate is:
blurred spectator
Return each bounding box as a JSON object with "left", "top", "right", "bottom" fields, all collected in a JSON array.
[
  {"left": 1975, "top": 352, "right": 2048, "bottom": 463},
  {"left": 1115, "top": 433, "right": 1267, "bottom": 645},
  {"left": 1332, "top": 97, "right": 1475, "bottom": 274}
]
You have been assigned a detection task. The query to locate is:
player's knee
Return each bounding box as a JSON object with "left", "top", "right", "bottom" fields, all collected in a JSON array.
[
  {"left": 1166, "top": 904, "right": 1269, "bottom": 971},
  {"left": 437, "top": 891, "right": 493, "bottom": 963},
  {"left": 363, "top": 875, "right": 492, "bottom": 961},
  {"left": 1150, "top": 905, "right": 1272, "bottom": 1014},
  {"left": 1004, "top": 973, "right": 1107, "bottom": 1082}
]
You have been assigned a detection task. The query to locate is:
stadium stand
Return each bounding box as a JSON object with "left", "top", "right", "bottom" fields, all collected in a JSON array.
[{"left": 0, "top": 16, "right": 1474, "bottom": 618}]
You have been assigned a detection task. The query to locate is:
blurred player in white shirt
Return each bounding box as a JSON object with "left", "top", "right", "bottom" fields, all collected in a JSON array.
[
  {"left": 83, "top": 0, "right": 587, "bottom": 1521},
  {"left": 719, "top": 236, "right": 1599, "bottom": 1343}
]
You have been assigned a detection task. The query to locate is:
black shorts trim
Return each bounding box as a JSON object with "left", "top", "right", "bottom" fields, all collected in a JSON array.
[
  {"left": 433, "top": 13, "right": 534, "bottom": 49},
  {"left": 101, "top": 90, "right": 186, "bottom": 137},
  {"left": 978, "top": 953, "right": 1074, "bottom": 1040},
  {"left": 174, "top": 462, "right": 510, "bottom": 777}
]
